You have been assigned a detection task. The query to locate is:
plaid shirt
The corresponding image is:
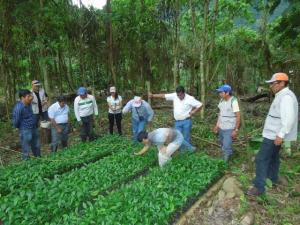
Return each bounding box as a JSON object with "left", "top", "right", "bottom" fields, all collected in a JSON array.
[{"left": 12, "top": 101, "right": 36, "bottom": 129}]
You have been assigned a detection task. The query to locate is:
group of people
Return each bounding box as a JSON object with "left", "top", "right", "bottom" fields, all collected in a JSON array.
[{"left": 12, "top": 72, "right": 298, "bottom": 197}]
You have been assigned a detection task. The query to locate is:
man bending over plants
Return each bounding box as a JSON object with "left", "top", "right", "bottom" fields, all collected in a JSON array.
[{"left": 135, "top": 128, "right": 195, "bottom": 167}]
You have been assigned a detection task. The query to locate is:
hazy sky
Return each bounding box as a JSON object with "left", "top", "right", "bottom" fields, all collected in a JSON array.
[{"left": 72, "top": 0, "right": 106, "bottom": 9}]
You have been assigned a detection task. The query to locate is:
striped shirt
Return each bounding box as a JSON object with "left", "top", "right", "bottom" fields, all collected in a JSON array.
[
  {"left": 74, "top": 94, "right": 98, "bottom": 121},
  {"left": 12, "top": 101, "right": 37, "bottom": 129}
]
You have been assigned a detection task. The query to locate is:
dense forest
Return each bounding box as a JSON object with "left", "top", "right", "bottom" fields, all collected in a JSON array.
[{"left": 1, "top": 0, "right": 299, "bottom": 116}]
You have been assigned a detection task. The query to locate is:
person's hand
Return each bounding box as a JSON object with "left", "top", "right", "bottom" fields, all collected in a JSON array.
[
  {"left": 231, "top": 130, "right": 238, "bottom": 140},
  {"left": 148, "top": 92, "right": 153, "bottom": 98},
  {"left": 189, "top": 111, "right": 193, "bottom": 117},
  {"left": 213, "top": 126, "right": 219, "bottom": 134},
  {"left": 42, "top": 99, "right": 48, "bottom": 106},
  {"left": 78, "top": 120, "right": 83, "bottom": 126},
  {"left": 160, "top": 146, "right": 167, "bottom": 155},
  {"left": 274, "top": 136, "right": 283, "bottom": 146},
  {"left": 57, "top": 127, "right": 62, "bottom": 133}
]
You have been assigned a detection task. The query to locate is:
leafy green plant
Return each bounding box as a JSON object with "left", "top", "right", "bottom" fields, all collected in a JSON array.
[
  {"left": 0, "top": 139, "right": 156, "bottom": 225},
  {"left": 0, "top": 135, "right": 126, "bottom": 196},
  {"left": 56, "top": 154, "right": 225, "bottom": 225}
]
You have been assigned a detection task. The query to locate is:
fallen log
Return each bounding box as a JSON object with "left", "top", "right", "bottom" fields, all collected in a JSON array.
[{"left": 240, "top": 93, "right": 270, "bottom": 103}]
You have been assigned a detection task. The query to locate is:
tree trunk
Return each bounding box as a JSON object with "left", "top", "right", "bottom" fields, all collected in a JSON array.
[
  {"left": 199, "top": 0, "right": 209, "bottom": 119},
  {"left": 37, "top": 0, "right": 51, "bottom": 100},
  {"left": 106, "top": 0, "right": 117, "bottom": 85},
  {"left": 172, "top": 0, "right": 180, "bottom": 88},
  {"left": 2, "top": 1, "right": 16, "bottom": 119},
  {"left": 206, "top": 0, "right": 218, "bottom": 86},
  {"left": 189, "top": 0, "right": 197, "bottom": 94}
]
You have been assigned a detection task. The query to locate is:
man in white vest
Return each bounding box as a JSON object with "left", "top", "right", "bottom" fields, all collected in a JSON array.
[
  {"left": 31, "top": 80, "right": 48, "bottom": 122},
  {"left": 213, "top": 84, "right": 241, "bottom": 162},
  {"left": 247, "top": 72, "right": 298, "bottom": 196}
]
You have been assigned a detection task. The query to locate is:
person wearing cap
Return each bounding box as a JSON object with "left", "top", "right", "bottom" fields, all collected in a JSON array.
[
  {"left": 107, "top": 86, "right": 123, "bottom": 135},
  {"left": 122, "top": 96, "right": 154, "bottom": 142},
  {"left": 13, "top": 89, "right": 41, "bottom": 160},
  {"left": 31, "top": 80, "right": 48, "bottom": 122},
  {"left": 213, "top": 84, "right": 241, "bottom": 162},
  {"left": 135, "top": 128, "right": 194, "bottom": 167},
  {"left": 74, "top": 87, "right": 99, "bottom": 142},
  {"left": 247, "top": 72, "right": 298, "bottom": 196},
  {"left": 48, "top": 96, "right": 70, "bottom": 152},
  {"left": 148, "top": 86, "right": 202, "bottom": 151}
]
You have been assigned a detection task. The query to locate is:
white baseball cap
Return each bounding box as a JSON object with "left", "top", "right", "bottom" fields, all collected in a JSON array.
[{"left": 110, "top": 86, "right": 116, "bottom": 92}]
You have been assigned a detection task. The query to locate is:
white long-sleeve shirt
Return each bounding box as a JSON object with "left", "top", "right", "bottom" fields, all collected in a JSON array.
[
  {"left": 74, "top": 94, "right": 98, "bottom": 121},
  {"left": 263, "top": 87, "right": 298, "bottom": 141}
]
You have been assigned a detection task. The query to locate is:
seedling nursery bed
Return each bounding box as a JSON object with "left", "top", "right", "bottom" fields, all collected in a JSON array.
[{"left": 0, "top": 135, "right": 225, "bottom": 225}]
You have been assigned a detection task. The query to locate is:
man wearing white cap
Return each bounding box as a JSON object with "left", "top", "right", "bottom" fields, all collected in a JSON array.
[
  {"left": 122, "top": 96, "right": 154, "bottom": 142},
  {"left": 74, "top": 87, "right": 98, "bottom": 142},
  {"left": 107, "top": 86, "right": 123, "bottom": 135},
  {"left": 31, "top": 80, "right": 48, "bottom": 122},
  {"left": 247, "top": 72, "right": 298, "bottom": 196}
]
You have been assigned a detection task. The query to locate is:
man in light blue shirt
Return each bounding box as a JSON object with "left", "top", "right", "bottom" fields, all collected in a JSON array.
[
  {"left": 122, "top": 96, "right": 154, "bottom": 142},
  {"left": 48, "top": 96, "right": 70, "bottom": 152},
  {"left": 135, "top": 128, "right": 194, "bottom": 167}
]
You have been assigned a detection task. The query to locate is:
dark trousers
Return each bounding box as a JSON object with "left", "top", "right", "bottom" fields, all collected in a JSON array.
[
  {"left": 51, "top": 123, "right": 69, "bottom": 152},
  {"left": 253, "top": 138, "right": 281, "bottom": 193},
  {"left": 108, "top": 113, "right": 122, "bottom": 135},
  {"left": 80, "top": 115, "right": 94, "bottom": 142}
]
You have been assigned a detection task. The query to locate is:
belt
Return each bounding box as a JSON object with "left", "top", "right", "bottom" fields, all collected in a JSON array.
[
  {"left": 175, "top": 118, "right": 191, "bottom": 122},
  {"left": 57, "top": 123, "right": 68, "bottom": 125}
]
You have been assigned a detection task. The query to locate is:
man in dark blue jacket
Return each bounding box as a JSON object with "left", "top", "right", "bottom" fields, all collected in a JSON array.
[{"left": 13, "top": 89, "right": 41, "bottom": 160}]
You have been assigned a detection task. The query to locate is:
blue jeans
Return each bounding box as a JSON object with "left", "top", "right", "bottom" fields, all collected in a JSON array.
[
  {"left": 19, "top": 128, "right": 41, "bottom": 160},
  {"left": 219, "top": 129, "right": 233, "bottom": 158},
  {"left": 253, "top": 138, "right": 281, "bottom": 193},
  {"left": 175, "top": 119, "right": 194, "bottom": 150},
  {"left": 51, "top": 123, "right": 69, "bottom": 152},
  {"left": 132, "top": 119, "right": 146, "bottom": 142}
]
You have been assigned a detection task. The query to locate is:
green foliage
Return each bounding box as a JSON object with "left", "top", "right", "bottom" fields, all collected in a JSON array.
[
  {"left": 0, "top": 135, "right": 127, "bottom": 196},
  {"left": 57, "top": 154, "right": 225, "bottom": 225},
  {"left": 0, "top": 137, "right": 157, "bottom": 225}
]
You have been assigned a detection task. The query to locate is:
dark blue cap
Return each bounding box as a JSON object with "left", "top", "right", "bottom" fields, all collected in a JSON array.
[
  {"left": 216, "top": 84, "right": 232, "bottom": 93},
  {"left": 77, "top": 87, "right": 87, "bottom": 95}
]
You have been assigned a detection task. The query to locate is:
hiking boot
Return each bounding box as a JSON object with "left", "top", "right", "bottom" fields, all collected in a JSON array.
[{"left": 246, "top": 187, "right": 263, "bottom": 196}]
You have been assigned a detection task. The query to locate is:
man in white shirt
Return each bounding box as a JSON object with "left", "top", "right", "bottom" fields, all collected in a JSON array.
[
  {"left": 48, "top": 96, "right": 70, "bottom": 152},
  {"left": 74, "top": 87, "right": 99, "bottom": 142},
  {"left": 213, "top": 84, "right": 241, "bottom": 162},
  {"left": 149, "top": 86, "right": 202, "bottom": 151},
  {"left": 247, "top": 73, "right": 298, "bottom": 196}
]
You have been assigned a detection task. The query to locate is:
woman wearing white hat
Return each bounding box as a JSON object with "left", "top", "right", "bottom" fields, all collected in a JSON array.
[
  {"left": 107, "top": 86, "right": 123, "bottom": 135},
  {"left": 122, "top": 95, "right": 154, "bottom": 142}
]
